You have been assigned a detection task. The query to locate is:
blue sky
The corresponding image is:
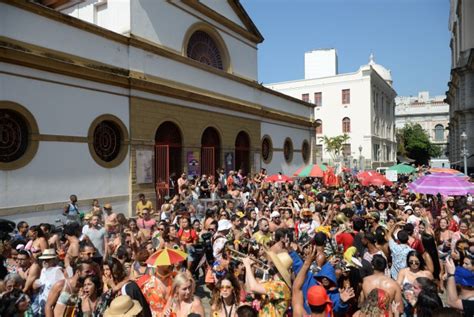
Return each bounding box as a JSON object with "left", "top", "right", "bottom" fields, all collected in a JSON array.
[{"left": 241, "top": 0, "right": 451, "bottom": 97}]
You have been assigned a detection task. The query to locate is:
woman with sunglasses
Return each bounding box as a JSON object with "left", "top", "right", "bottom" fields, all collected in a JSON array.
[
  {"left": 397, "top": 250, "right": 433, "bottom": 316},
  {"left": 211, "top": 273, "right": 241, "bottom": 317}
]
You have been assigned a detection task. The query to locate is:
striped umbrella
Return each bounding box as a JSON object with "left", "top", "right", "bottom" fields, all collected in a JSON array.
[
  {"left": 408, "top": 172, "right": 474, "bottom": 195},
  {"left": 146, "top": 248, "right": 188, "bottom": 267},
  {"left": 429, "top": 167, "right": 464, "bottom": 175},
  {"left": 293, "top": 164, "right": 327, "bottom": 178}
]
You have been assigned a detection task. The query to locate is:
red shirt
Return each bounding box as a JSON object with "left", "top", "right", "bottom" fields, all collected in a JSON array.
[
  {"left": 177, "top": 228, "right": 198, "bottom": 244},
  {"left": 336, "top": 232, "right": 354, "bottom": 252}
]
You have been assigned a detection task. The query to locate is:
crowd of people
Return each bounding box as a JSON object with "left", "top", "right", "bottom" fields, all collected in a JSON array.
[{"left": 0, "top": 167, "right": 473, "bottom": 317}]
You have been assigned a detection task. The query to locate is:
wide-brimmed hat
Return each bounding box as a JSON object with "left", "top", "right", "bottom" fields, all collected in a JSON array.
[
  {"left": 301, "top": 208, "right": 313, "bottom": 217},
  {"left": 38, "top": 248, "right": 57, "bottom": 260},
  {"left": 396, "top": 199, "right": 406, "bottom": 207},
  {"left": 83, "top": 213, "right": 93, "bottom": 221},
  {"left": 104, "top": 295, "right": 142, "bottom": 317},
  {"left": 104, "top": 203, "right": 113, "bottom": 210},
  {"left": 265, "top": 250, "right": 293, "bottom": 287},
  {"left": 217, "top": 219, "right": 232, "bottom": 232}
]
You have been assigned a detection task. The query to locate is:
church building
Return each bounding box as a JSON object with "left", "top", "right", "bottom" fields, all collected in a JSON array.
[{"left": 0, "top": 0, "right": 314, "bottom": 222}]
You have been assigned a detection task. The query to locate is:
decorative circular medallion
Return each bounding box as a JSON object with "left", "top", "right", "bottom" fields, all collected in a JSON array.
[
  {"left": 302, "top": 140, "right": 310, "bottom": 163},
  {"left": 186, "top": 31, "right": 224, "bottom": 70},
  {"left": 284, "top": 138, "right": 293, "bottom": 163},
  {"left": 261, "top": 136, "right": 272, "bottom": 163},
  {"left": 0, "top": 109, "right": 29, "bottom": 163},
  {"left": 93, "top": 120, "right": 122, "bottom": 162}
]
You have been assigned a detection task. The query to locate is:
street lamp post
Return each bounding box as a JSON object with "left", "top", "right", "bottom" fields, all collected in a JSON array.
[
  {"left": 359, "top": 145, "right": 363, "bottom": 170},
  {"left": 461, "top": 131, "right": 468, "bottom": 175}
]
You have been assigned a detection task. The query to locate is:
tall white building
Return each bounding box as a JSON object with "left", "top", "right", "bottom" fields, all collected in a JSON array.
[
  {"left": 267, "top": 51, "right": 397, "bottom": 169},
  {"left": 446, "top": 0, "right": 474, "bottom": 174},
  {"left": 395, "top": 92, "right": 450, "bottom": 165}
]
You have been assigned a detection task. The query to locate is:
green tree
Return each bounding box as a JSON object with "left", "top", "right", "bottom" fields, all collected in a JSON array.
[
  {"left": 319, "top": 134, "right": 351, "bottom": 161},
  {"left": 396, "top": 123, "right": 442, "bottom": 165}
]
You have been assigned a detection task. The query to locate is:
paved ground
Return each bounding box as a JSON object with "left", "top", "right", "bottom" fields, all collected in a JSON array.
[{"left": 195, "top": 275, "right": 212, "bottom": 313}]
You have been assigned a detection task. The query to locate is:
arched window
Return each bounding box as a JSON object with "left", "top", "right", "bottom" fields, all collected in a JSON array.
[
  {"left": 434, "top": 124, "right": 444, "bottom": 141},
  {"left": 342, "top": 117, "right": 351, "bottom": 133},
  {"left": 186, "top": 31, "right": 224, "bottom": 70},
  {"left": 315, "top": 119, "right": 322, "bottom": 134}
]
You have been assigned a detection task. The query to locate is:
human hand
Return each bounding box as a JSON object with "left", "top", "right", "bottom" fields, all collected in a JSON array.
[
  {"left": 303, "top": 245, "right": 317, "bottom": 265},
  {"left": 391, "top": 301, "right": 400, "bottom": 314},
  {"left": 242, "top": 256, "right": 254, "bottom": 268},
  {"left": 339, "top": 287, "right": 355, "bottom": 302},
  {"left": 445, "top": 256, "right": 455, "bottom": 275}
]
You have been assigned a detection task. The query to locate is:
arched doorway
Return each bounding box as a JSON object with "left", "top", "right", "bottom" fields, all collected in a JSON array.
[
  {"left": 235, "top": 131, "right": 250, "bottom": 174},
  {"left": 201, "top": 127, "right": 220, "bottom": 177},
  {"left": 155, "top": 121, "right": 182, "bottom": 200}
]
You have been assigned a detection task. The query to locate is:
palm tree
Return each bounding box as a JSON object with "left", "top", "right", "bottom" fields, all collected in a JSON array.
[{"left": 319, "top": 134, "right": 350, "bottom": 161}]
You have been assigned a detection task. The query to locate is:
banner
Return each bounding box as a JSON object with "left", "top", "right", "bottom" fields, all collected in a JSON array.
[
  {"left": 136, "top": 149, "right": 153, "bottom": 184},
  {"left": 187, "top": 151, "right": 200, "bottom": 178},
  {"left": 385, "top": 170, "right": 398, "bottom": 182}
]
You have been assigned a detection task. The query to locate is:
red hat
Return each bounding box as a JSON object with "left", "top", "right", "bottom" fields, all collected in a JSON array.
[{"left": 307, "top": 285, "right": 333, "bottom": 314}]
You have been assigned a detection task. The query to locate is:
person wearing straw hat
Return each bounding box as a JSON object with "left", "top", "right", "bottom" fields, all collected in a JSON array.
[
  {"left": 33, "top": 249, "right": 64, "bottom": 316},
  {"left": 104, "top": 295, "right": 143, "bottom": 317},
  {"left": 242, "top": 251, "right": 292, "bottom": 317}
]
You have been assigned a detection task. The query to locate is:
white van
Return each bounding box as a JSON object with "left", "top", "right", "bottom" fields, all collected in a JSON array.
[{"left": 376, "top": 167, "right": 388, "bottom": 175}]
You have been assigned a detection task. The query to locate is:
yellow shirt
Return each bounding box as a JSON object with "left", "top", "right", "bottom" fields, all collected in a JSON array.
[{"left": 136, "top": 200, "right": 153, "bottom": 215}]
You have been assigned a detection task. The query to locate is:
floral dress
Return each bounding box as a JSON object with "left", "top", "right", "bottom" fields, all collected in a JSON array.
[
  {"left": 258, "top": 280, "right": 291, "bottom": 317},
  {"left": 137, "top": 274, "right": 173, "bottom": 317}
]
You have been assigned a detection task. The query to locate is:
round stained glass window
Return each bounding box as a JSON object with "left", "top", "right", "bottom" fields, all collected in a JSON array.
[
  {"left": 284, "top": 138, "right": 293, "bottom": 163},
  {"left": 0, "top": 109, "right": 29, "bottom": 163},
  {"left": 186, "top": 31, "right": 224, "bottom": 70},
  {"left": 261, "top": 136, "right": 272, "bottom": 163},
  {"left": 93, "top": 120, "right": 122, "bottom": 162}
]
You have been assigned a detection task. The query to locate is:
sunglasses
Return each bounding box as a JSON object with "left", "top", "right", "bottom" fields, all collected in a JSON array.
[
  {"left": 82, "top": 252, "right": 95, "bottom": 256},
  {"left": 408, "top": 261, "right": 420, "bottom": 265},
  {"left": 220, "top": 285, "right": 233, "bottom": 290}
]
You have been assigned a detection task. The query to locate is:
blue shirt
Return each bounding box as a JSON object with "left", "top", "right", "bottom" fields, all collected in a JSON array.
[{"left": 389, "top": 238, "right": 413, "bottom": 279}]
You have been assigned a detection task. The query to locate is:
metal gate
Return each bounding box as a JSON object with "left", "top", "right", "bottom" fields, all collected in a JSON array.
[
  {"left": 201, "top": 146, "right": 215, "bottom": 177},
  {"left": 155, "top": 144, "right": 169, "bottom": 207}
]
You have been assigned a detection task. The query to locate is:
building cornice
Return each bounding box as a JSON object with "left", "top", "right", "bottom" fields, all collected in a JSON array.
[
  {"left": 181, "top": 0, "right": 264, "bottom": 44},
  {"left": 0, "top": 37, "right": 312, "bottom": 127}
]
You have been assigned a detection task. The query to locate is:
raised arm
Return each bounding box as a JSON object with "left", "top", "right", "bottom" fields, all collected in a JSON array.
[{"left": 292, "top": 246, "right": 317, "bottom": 317}]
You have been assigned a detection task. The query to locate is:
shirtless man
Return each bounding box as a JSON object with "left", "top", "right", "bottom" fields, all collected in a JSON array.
[
  {"left": 63, "top": 223, "right": 80, "bottom": 273},
  {"left": 362, "top": 254, "right": 403, "bottom": 313},
  {"left": 16, "top": 249, "right": 41, "bottom": 294}
]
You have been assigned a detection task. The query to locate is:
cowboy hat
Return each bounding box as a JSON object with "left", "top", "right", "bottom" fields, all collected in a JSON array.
[
  {"left": 38, "top": 248, "right": 57, "bottom": 260},
  {"left": 396, "top": 199, "right": 406, "bottom": 207},
  {"left": 104, "top": 295, "right": 142, "bottom": 317},
  {"left": 265, "top": 250, "right": 293, "bottom": 287}
]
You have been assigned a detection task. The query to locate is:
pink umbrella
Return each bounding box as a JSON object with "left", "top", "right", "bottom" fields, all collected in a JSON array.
[{"left": 408, "top": 172, "right": 474, "bottom": 195}]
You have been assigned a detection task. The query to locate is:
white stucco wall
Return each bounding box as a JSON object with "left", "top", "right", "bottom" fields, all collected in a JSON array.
[
  {"left": 199, "top": 0, "right": 246, "bottom": 28},
  {"left": 129, "top": 0, "right": 258, "bottom": 80},
  {"left": 260, "top": 122, "right": 311, "bottom": 175},
  {"left": 62, "top": 0, "right": 131, "bottom": 35},
  {"left": 0, "top": 67, "right": 130, "bottom": 209},
  {"left": 0, "top": 3, "right": 129, "bottom": 68}
]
